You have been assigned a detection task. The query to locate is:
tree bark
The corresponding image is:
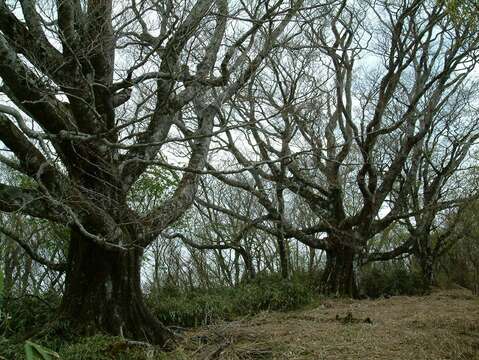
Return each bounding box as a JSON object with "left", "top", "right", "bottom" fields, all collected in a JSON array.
[
  {"left": 418, "top": 255, "right": 436, "bottom": 291},
  {"left": 321, "top": 246, "right": 357, "bottom": 298},
  {"left": 308, "top": 247, "right": 316, "bottom": 274},
  {"left": 61, "top": 228, "right": 173, "bottom": 346},
  {"left": 241, "top": 249, "right": 256, "bottom": 281},
  {"left": 277, "top": 236, "right": 289, "bottom": 279}
]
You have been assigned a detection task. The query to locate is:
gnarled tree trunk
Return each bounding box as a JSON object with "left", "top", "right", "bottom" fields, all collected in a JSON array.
[
  {"left": 321, "top": 246, "right": 357, "bottom": 298},
  {"left": 277, "top": 235, "right": 289, "bottom": 280},
  {"left": 238, "top": 248, "right": 256, "bottom": 282},
  {"left": 61, "top": 229, "right": 173, "bottom": 346},
  {"left": 417, "top": 254, "right": 436, "bottom": 291}
]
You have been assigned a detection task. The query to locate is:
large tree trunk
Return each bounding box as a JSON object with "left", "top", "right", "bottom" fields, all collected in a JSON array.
[
  {"left": 242, "top": 250, "right": 256, "bottom": 281},
  {"left": 61, "top": 229, "right": 173, "bottom": 346},
  {"left": 308, "top": 247, "right": 316, "bottom": 274},
  {"left": 321, "top": 246, "right": 357, "bottom": 298},
  {"left": 277, "top": 235, "right": 289, "bottom": 279},
  {"left": 418, "top": 255, "right": 436, "bottom": 291}
]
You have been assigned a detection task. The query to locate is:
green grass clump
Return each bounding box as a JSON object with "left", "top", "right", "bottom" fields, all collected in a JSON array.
[
  {"left": 0, "top": 336, "right": 24, "bottom": 360},
  {"left": 59, "top": 335, "right": 156, "bottom": 360},
  {"left": 0, "top": 335, "right": 172, "bottom": 360},
  {"left": 148, "top": 272, "right": 317, "bottom": 328},
  {"left": 359, "top": 263, "right": 425, "bottom": 298},
  {"left": 0, "top": 293, "right": 61, "bottom": 338},
  {"left": 0, "top": 272, "right": 318, "bottom": 359}
]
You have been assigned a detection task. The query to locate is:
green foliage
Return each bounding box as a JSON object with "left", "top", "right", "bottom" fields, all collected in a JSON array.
[
  {"left": 149, "top": 272, "right": 316, "bottom": 328},
  {"left": 0, "top": 293, "right": 60, "bottom": 338},
  {"left": 0, "top": 336, "right": 24, "bottom": 360},
  {"left": 359, "top": 263, "right": 425, "bottom": 298},
  {"left": 127, "top": 167, "right": 178, "bottom": 212},
  {"left": 58, "top": 335, "right": 139, "bottom": 360},
  {"left": 24, "top": 341, "right": 59, "bottom": 360},
  {"left": 446, "top": 202, "right": 479, "bottom": 293},
  {"left": 441, "top": 0, "right": 479, "bottom": 26},
  {"left": 153, "top": 287, "right": 236, "bottom": 327},
  {"left": 0, "top": 275, "right": 314, "bottom": 358},
  {"left": 234, "top": 272, "right": 315, "bottom": 313},
  {"left": 1, "top": 335, "right": 168, "bottom": 360}
]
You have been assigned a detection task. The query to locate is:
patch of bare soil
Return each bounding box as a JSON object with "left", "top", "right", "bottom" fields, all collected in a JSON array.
[{"left": 172, "top": 289, "right": 479, "bottom": 360}]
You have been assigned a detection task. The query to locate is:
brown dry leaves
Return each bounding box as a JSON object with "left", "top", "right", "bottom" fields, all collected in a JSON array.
[{"left": 169, "top": 289, "right": 479, "bottom": 360}]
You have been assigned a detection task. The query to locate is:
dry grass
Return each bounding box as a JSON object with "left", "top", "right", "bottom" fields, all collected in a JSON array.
[{"left": 167, "top": 289, "right": 479, "bottom": 360}]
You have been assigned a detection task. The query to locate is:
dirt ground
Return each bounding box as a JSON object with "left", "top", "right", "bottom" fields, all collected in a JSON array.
[{"left": 172, "top": 289, "right": 479, "bottom": 360}]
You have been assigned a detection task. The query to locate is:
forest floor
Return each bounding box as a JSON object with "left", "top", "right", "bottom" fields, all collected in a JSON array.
[{"left": 170, "top": 288, "right": 479, "bottom": 360}]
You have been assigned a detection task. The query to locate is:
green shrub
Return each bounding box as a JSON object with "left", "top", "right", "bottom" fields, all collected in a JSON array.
[
  {"left": 0, "top": 335, "right": 168, "bottom": 360},
  {"left": 24, "top": 340, "right": 60, "bottom": 360},
  {"left": 58, "top": 335, "right": 151, "bottom": 360},
  {"left": 234, "top": 272, "right": 314, "bottom": 313},
  {"left": 148, "top": 272, "right": 316, "bottom": 328},
  {"left": 152, "top": 288, "right": 236, "bottom": 327},
  {"left": 359, "top": 263, "right": 425, "bottom": 298},
  {"left": 0, "top": 293, "right": 60, "bottom": 338},
  {"left": 0, "top": 336, "right": 24, "bottom": 360}
]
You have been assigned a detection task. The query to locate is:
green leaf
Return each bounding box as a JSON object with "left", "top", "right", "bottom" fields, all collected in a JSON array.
[{"left": 24, "top": 341, "right": 60, "bottom": 360}]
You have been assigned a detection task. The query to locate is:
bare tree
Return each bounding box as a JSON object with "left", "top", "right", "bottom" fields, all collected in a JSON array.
[
  {"left": 0, "top": 0, "right": 304, "bottom": 343},
  {"left": 367, "top": 89, "right": 479, "bottom": 287},
  {"left": 200, "top": 0, "right": 479, "bottom": 296}
]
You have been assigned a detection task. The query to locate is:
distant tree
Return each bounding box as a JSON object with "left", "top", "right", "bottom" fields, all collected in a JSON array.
[
  {"left": 442, "top": 192, "right": 479, "bottom": 295},
  {"left": 201, "top": 0, "right": 479, "bottom": 296}
]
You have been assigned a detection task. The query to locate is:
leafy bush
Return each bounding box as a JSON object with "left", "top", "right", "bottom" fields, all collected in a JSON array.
[
  {"left": 359, "top": 263, "right": 425, "bottom": 298},
  {"left": 0, "top": 293, "right": 60, "bottom": 338},
  {"left": 148, "top": 272, "right": 316, "bottom": 327},
  {"left": 152, "top": 288, "right": 236, "bottom": 327},
  {"left": 58, "top": 335, "right": 152, "bottom": 360},
  {"left": 234, "top": 272, "right": 314, "bottom": 313},
  {"left": 0, "top": 335, "right": 170, "bottom": 360},
  {"left": 0, "top": 336, "right": 23, "bottom": 360},
  {"left": 24, "top": 340, "right": 60, "bottom": 360}
]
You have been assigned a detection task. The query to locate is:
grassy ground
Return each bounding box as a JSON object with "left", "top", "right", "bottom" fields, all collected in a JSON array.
[
  {"left": 2, "top": 288, "right": 477, "bottom": 359},
  {"left": 171, "top": 289, "right": 479, "bottom": 359}
]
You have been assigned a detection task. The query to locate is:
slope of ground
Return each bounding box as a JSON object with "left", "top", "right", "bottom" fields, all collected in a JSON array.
[{"left": 172, "top": 289, "right": 479, "bottom": 360}]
